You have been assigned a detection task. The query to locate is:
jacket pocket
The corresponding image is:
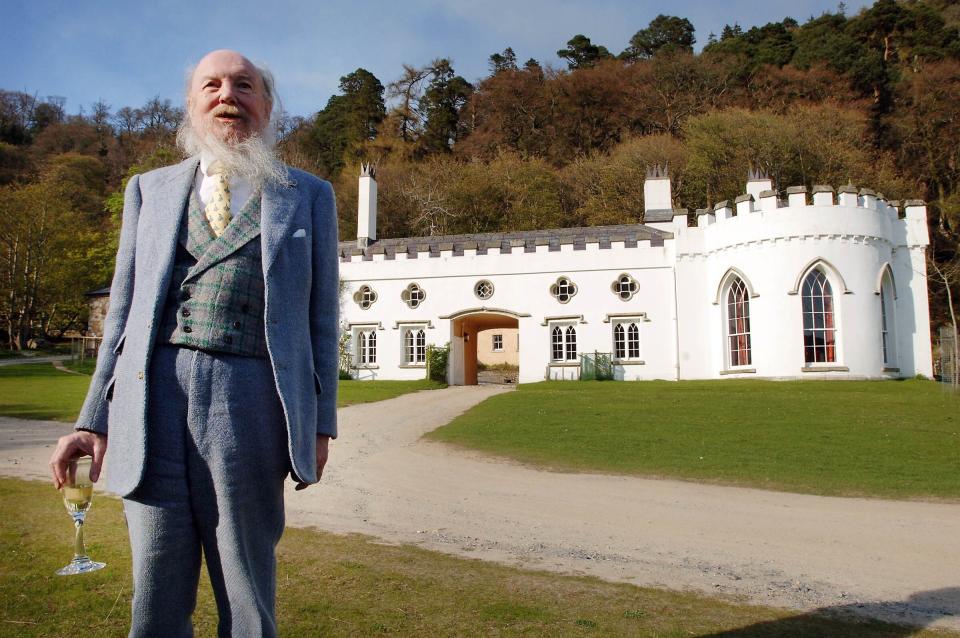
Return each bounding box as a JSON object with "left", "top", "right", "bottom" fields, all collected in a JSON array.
[
  {"left": 112, "top": 333, "right": 127, "bottom": 355},
  {"left": 103, "top": 376, "right": 117, "bottom": 402},
  {"left": 312, "top": 371, "right": 322, "bottom": 395}
]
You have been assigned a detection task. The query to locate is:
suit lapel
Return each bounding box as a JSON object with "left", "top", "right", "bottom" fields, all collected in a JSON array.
[
  {"left": 261, "top": 168, "right": 298, "bottom": 273},
  {"left": 142, "top": 158, "right": 197, "bottom": 306},
  {"left": 185, "top": 189, "right": 215, "bottom": 260}
]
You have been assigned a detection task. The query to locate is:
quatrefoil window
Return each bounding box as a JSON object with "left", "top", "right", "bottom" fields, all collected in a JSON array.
[
  {"left": 401, "top": 283, "right": 426, "bottom": 309},
  {"left": 353, "top": 285, "right": 378, "bottom": 310},
  {"left": 550, "top": 276, "right": 578, "bottom": 304},
  {"left": 611, "top": 273, "right": 639, "bottom": 301}
]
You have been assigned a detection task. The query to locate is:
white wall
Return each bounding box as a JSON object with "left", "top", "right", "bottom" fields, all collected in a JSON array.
[{"left": 340, "top": 188, "right": 933, "bottom": 383}]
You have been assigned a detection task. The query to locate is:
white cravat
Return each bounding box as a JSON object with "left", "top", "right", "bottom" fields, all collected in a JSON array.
[{"left": 199, "top": 155, "right": 253, "bottom": 214}]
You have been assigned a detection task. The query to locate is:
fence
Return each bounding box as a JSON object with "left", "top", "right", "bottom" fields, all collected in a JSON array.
[
  {"left": 939, "top": 326, "right": 958, "bottom": 389},
  {"left": 580, "top": 351, "right": 613, "bottom": 381},
  {"left": 70, "top": 336, "right": 102, "bottom": 365}
]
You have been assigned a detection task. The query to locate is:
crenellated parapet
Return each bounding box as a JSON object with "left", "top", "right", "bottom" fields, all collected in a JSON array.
[{"left": 678, "top": 178, "right": 929, "bottom": 259}]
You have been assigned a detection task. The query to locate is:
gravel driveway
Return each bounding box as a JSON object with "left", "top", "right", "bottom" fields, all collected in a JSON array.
[{"left": 3, "top": 385, "right": 958, "bottom": 630}]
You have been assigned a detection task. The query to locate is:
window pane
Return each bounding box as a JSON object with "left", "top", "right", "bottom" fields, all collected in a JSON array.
[
  {"left": 565, "top": 326, "right": 577, "bottom": 360},
  {"left": 802, "top": 270, "right": 836, "bottom": 364},
  {"left": 551, "top": 326, "right": 563, "bottom": 361}
]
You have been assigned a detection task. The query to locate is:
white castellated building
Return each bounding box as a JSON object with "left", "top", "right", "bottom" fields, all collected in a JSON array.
[{"left": 339, "top": 165, "right": 933, "bottom": 384}]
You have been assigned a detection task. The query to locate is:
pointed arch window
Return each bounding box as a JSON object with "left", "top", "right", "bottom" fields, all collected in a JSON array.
[
  {"left": 356, "top": 329, "right": 377, "bottom": 365},
  {"left": 613, "top": 322, "right": 641, "bottom": 361},
  {"left": 802, "top": 269, "right": 836, "bottom": 364},
  {"left": 726, "top": 277, "right": 752, "bottom": 367},
  {"left": 551, "top": 323, "right": 578, "bottom": 362},
  {"left": 403, "top": 329, "right": 426, "bottom": 364},
  {"left": 880, "top": 272, "right": 896, "bottom": 367}
]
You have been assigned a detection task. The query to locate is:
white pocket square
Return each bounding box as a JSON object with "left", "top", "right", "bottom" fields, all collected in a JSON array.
[{"left": 292, "top": 228, "right": 307, "bottom": 238}]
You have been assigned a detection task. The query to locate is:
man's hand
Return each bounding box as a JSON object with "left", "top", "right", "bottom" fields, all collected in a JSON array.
[
  {"left": 295, "top": 435, "right": 330, "bottom": 491},
  {"left": 49, "top": 431, "right": 108, "bottom": 489}
]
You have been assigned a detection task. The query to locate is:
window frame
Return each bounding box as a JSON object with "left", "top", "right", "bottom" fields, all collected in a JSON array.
[
  {"left": 402, "top": 328, "right": 427, "bottom": 366},
  {"left": 354, "top": 328, "right": 378, "bottom": 366},
  {"left": 549, "top": 321, "right": 578, "bottom": 363},
  {"left": 550, "top": 276, "right": 578, "bottom": 304},
  {"left": 724, "top": 276, "right": 752, "bottom": 369},
  {"left": 611, "top": 273, "right": 639, "bottom": 301},
  {"left": 353, "top": 284, "right": 378, "bottom": 310},
  {"left": 492, "top": 333, "right": 504, "bottom": 352},
  {"left": 611, "top": 319, "right": 642, "bottom": 363},
  {"left": 801, "top": 268, "right": 839, "bottom": 365},
  {"left": 401, "top": 282, "right": 427, "bottom": 309},
  {"left": 880, "top": 273, "right": 896, "bottom": 368},
  {"left": 474, "top": 279, "right": 495, "bottom": 300}
]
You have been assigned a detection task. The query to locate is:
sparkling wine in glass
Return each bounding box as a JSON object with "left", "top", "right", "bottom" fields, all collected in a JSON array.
[{"left": 56, "top": 457, "right": 106, "bottom": 576}]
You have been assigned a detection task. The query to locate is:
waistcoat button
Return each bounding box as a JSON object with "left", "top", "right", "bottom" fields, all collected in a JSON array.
[
  {"left": 183, "top": 325, "right": 192, "bottom": 333},
  {"left": 233, "top": 321, "right": 242, "bottom": 329},
  {"left": 182, "top": 308, "right": 191, "bottom": 317}
]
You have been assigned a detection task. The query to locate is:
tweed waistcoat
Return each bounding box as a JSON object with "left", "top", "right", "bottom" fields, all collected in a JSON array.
[{"left": 156, "top": 182, "right": 268, "bottom": 358}]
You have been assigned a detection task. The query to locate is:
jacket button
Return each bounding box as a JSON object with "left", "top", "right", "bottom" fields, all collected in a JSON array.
[
  {"left": 137, "top": 371, "right": 144, "bottom": 380},
  {"left": 183, "top": 325, "right": 193, "bottom": 333},
  {"left": 223, "top": 335, "right": 233, "bottom": 345},
  {"left": 182, "top": 308, "right": 191, "bottom": 317},
  {"left": 233, "top": 321, "right": 242, "bottom": 329}
]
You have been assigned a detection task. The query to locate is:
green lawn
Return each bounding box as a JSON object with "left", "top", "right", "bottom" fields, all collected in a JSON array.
[
  {"left": 337, "top": 378, "right": 446, "bottom": 406},
  {"left": 0, "top": 364, "right": 444, "bottom": 422},
  {"left": 1, "top": 478, "right": 952, "bottom": 638},
  {"left": 427, "top": 380, "right": 960, "bottom": 500},
  {"left": 0, "top": 364, "right": 94, "bottom": 421}
]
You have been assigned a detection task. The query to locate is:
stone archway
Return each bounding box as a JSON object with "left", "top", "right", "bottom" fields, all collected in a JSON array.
[{"left": 446, "top": 309, "right": 524, "bottom": 385}]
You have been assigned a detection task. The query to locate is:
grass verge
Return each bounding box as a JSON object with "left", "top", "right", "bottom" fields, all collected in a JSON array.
[
  {"left": 427, "top": 379, "right": 960, "bottom": 500},
  {"left": 1, "top": 478, "right": 952, "bottom": 637},
  {"left": 0, "top": 364, "right": 445, "bottom": 422},
  {"left": 337, "top": 378, "right": 446, "bottom": 407},
  {"left": 0, "top": 364, "right": 94, "bottom": 422}
]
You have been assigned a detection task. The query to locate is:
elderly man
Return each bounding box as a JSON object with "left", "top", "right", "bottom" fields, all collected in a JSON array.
[{"left": 49, "top": 49, "right": 339, "bottom": 637}]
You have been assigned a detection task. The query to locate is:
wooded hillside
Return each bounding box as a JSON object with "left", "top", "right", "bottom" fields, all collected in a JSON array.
[{"left": 2, "top": 0, "right": 959, "bottom": 347}]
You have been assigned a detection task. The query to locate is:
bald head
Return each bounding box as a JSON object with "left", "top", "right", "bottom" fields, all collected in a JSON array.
[{"left": 186, "top": 49, "right": 274, "bottom": 144}]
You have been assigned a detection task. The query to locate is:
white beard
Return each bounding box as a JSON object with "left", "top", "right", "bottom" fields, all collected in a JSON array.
[{"left": 177, "top": 117, "right": 289, "bottom": 189}]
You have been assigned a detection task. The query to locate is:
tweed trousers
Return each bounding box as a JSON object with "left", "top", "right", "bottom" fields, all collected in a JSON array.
[{"left": 123, "top": 344, "right": 288, "bottom": 638}]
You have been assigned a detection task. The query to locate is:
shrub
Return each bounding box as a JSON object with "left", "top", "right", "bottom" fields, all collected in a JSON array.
[{"left": 426, "top": 343, "right": 450, "bottom": 383}]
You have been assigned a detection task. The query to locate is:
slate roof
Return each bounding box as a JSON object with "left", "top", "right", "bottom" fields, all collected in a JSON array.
[{"left": 339, "top": 223, "right": 673, "bottom": 261}]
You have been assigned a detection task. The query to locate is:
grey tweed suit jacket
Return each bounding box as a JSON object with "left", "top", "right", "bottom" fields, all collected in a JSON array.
[{"left": 75, "top": 157, "right": 340, "bottom": 497}]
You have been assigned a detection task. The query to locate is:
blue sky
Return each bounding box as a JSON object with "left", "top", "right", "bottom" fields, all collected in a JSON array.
[{"left": 2, "top": 0, "right": 872, "bottom": 119}]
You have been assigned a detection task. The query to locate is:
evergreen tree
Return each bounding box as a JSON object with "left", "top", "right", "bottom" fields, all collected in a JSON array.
[
  {"left": 622, "top": 15, "right": 696, "bottom": 61},
  {"left": 489, "top": 47, "right": 518, "bottom": 75},
  {"left": 557, "top": 35, "right": 614, "bottom": 69},
  {"left": 418, "top": 60, "right": 472, "bottom": 154},
  {"left": 303, "top": 68, "right": 386, "bottom": 177}
]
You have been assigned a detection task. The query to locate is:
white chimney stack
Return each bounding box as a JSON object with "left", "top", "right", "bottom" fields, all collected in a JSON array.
[
  {"left": 357, "top": 164, "right": 377, "bottom": 248},
  {"left": 643, "top": 164, "right": 672, "bottom": 213},
  {"left": 745, "top": 166, "right": 773, "bottom": 201}
]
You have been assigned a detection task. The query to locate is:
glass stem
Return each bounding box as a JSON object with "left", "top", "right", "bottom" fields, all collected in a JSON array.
[{"left": 73, "top": 519, "right": 87, "bottom": 560}]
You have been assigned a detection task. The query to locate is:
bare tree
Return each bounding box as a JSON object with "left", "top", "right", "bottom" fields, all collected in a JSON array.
[{"left": 386, "top": 63, "right": 434, "bottom": 142}]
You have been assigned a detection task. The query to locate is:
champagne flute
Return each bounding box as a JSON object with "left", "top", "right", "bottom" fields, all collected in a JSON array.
[{"left": 56, "top": 457, "right": 106, "bottom": 576}]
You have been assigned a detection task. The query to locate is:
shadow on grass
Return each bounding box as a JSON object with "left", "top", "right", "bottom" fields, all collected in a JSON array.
[
  {"left": 699, "top": 588, "right": 960, "bottom": 637},
  {"left": 0, "top": 404, "right": 75, "bottom": 421}
]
